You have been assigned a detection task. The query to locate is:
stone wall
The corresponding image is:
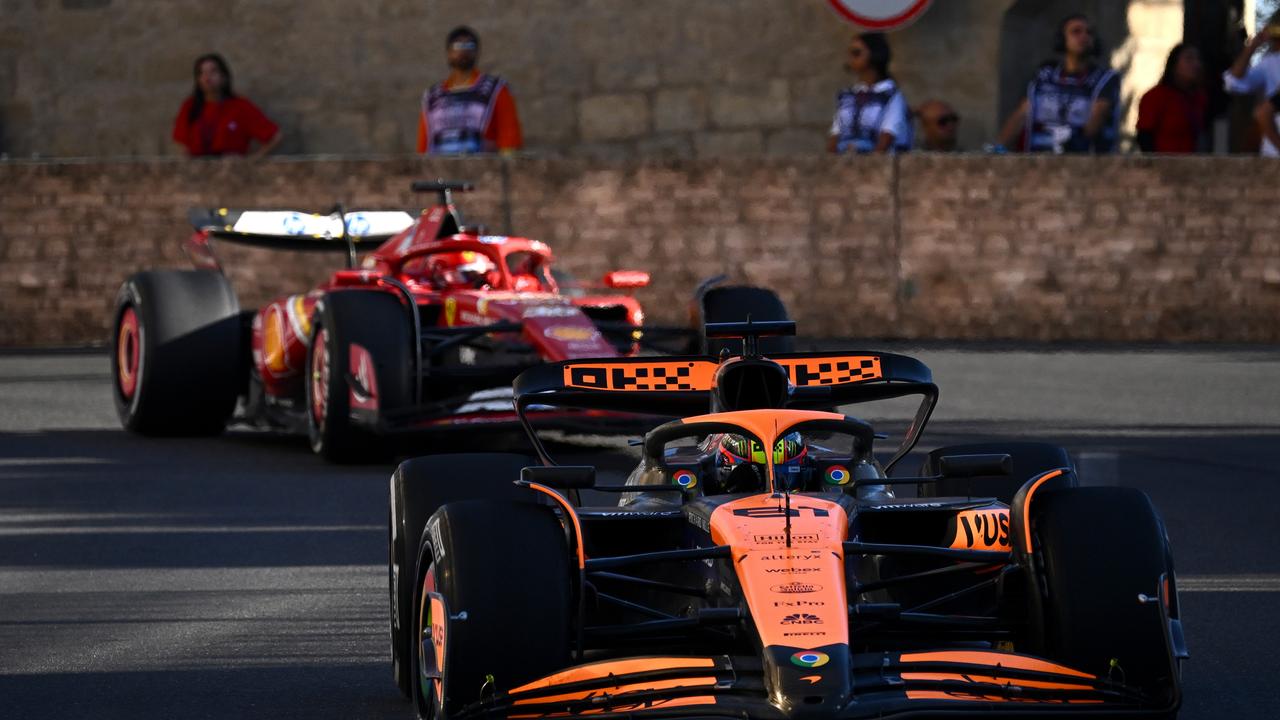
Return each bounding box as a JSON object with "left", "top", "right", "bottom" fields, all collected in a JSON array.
[
  {"left": 1, "top": 0, "right": 1190, "bottom": 159},
  {"left": 2, "top": 154, "right": 1279, "bottom": 347}
]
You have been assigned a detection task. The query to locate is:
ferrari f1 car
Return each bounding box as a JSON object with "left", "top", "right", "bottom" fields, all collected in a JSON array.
[
  {"left": 388, "top": 321, "right": 1186, "bottom": 718},
  {"left": 110, "top": 180, "right": 790, "bottom": 461}
]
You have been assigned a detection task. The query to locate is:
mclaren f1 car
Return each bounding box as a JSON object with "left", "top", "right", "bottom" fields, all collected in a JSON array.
[
  {"left": 388, "top": 321, "right": 1186, "bottom": 718},
  {"left": 110, "top": 180, "right": 789, "bottom": 461}
]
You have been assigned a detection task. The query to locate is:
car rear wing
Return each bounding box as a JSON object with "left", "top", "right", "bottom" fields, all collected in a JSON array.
[
  {"left": 185, "top": 207, "right": 416, "bottom": 270},
  {"left": 513, "top": 350, "right": 938, "bottom": 471}
]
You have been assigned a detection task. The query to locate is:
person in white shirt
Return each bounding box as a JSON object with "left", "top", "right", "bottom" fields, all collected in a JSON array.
[
  {"left": 1224, "top": 12, "right": 1280, "bottom": 156},
  {"left": 827, "top": 32, "right": 912, "bottom": 154}
]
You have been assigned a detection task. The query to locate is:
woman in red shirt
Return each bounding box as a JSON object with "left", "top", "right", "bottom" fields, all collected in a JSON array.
[
  {"left": 1136, "top": 44, "right": 1206, "bottom": 153},
  {"left": 172, "top": 54, "right": 282, "bottom": 158}
]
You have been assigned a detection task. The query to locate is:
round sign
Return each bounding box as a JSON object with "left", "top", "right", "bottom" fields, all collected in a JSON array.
[{"left": 827, "top": 0, "right": 932, "bottom": 30}]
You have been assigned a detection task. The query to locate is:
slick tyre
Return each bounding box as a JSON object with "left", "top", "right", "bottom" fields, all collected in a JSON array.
[
  {"left": 411, "top": 500, "right": 571, "bottom": 718},
  {"left": 305, "top": 290, "right": 412, "bottom": 463},
  {"left": 918, "top": 442, "right": 1075, "bottom": 504},
  {"left": 700, "top": 285, "right": 793, "bottom": 356},
  {"left": 111, "top": 270, "right": 244, "bottom": 435},
  {"left": 1031, "top": 487, "right": 1176, "bottom": 693},
  {"left": 389, "top": 453, "right": 536, "bottom": 699}
]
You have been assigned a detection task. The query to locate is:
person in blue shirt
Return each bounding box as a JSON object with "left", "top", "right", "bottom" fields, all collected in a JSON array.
[
  {"left": 827, "top": 32, "right": 912, "bottom": 154},
  {"left": 996, "top": 14, "right": 1120, "bottom": 154}
]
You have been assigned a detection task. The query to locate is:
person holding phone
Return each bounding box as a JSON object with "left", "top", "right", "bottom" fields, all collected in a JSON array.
[{"left": 1224, "top": 11, "right": 1280, "bottom": 156}]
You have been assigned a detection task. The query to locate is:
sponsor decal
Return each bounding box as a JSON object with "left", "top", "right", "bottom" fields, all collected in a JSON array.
[
  {"left": 764, "top": 566, "right": 820, "bottom": 574},
  {"left": 546, "top": 326, "right": 599, "bottom": 342},
  {"left": 476, "top": 297, "right": 489, "bottom": 316},
  {"left": 791, "top": 651, "right": 830, "bottom": 668},
  {"left": 776, "top": 355, "right": 882, "bottom": 387},
  {"left": 733, "top": 506, "right": 830, "bottom": 519},
  {"left": 757, "top": 551, "right": 824, "bottom": 562},
  {"left": 753, "top": 533, "right": 820, "bottom": 545},
  {"left": 783, "top": 631, "right": 827, "bottom": 638},
  {"left": 563, "top": 361, "right": 717, "bottom": 392},
  {"left": 772, "top": 582, "right": 822, "bottom": 594},
  {"left": 781, "top": 613, "right": 823, "bottom": 625},
  {"left": 952, "top": 509, "right": 1011, "bottom": 550},
  {"left": 800, "top": 675, "right": 822, "bottom": 685},
  {"left": 444, "top": 297, "right": 458, "bottom": 326},
  {"left": 672, "top": 470, "right": 698, "bottom": 490},
  {"left": 688, "top": 513, "right": 710, "bottom": 533},
  {"left": 523, "top": 304, "right": 578, "bottom": 318},
  {"left": 773, "top": 600, "right": 825, "bottom": 608},
  {"left": 824, "top": 465, "right": 851, "bottom": 486}
]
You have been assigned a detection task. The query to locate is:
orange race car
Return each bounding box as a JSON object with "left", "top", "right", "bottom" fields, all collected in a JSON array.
[{"left": 387, "top": 321, "right": 1186, "bottom": 719}]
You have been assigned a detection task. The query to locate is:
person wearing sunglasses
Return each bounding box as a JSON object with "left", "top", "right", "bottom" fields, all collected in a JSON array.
[
  {"left": 995, "top": 14, "right": 1119, "bottom": 154},
  {"left": 1224, "top": 11, "right": 1280, "bottom": 156},
  {"left": 417, "top": 26, "right": 523, "bottom": 155},
  {"left": 827, "top": 32, "right": 913, "bottom": 154},
  {"left": 915, "top": 99, "right": 960, "bottom": 152}
]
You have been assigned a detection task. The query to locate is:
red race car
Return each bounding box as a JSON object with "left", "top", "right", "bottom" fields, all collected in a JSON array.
[{"left": 111, "top": 180, "right": 778, "bottom": 461}]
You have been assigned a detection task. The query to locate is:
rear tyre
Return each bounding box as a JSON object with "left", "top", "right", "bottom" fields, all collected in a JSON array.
[
  {"left": 305, "top": 290, "right": 412, "bottom": 462},
  {"left": 389, "top": 453, "right": 537, "bottom": 699},
  {"left": 411, "top": 500, "right": 571, "bottom": 718},
  {"left": 1031, "top": 487, "right": 1176, "bottom": 693},
  {"left": 700, "top": 285, "right": 793, "bottom": 356},
  {"left": 918, "top": 441, "right": 1075, "bottom": 504},
  {"left": 111, "top": 270, "right": 243, "bottom": 435}
]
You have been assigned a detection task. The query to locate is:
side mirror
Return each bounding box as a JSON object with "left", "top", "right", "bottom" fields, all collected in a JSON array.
[
  {"left": 520, "top": 465, "right": 596, "bottom": 489},
  {"left": 938, "top": 454, "right": 1012, "bottom": 479},
  {"left": 603, "top": 270, "right": 650, "bottom": 289}
]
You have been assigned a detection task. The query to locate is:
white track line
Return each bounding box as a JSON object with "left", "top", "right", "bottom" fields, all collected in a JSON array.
[{"left": 1177, "top": 575, "right": 1280, "bottom": 592}]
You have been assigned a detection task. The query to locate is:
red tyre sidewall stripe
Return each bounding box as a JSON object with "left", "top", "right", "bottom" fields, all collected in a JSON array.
[{"left": 117, "top": 307, "right": 140, "bottom": 399}]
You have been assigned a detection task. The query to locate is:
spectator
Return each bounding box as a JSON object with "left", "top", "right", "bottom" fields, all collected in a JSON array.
[
  {"left": 1136, "top": 44, "right": 1206, "bottom": 153},
  {"left": 827, "top": 32, "right": 912, "bottom": 154},
  {"left": 996, "top": 14, "right": 1120, "bottom": 153},
  {"left": 172, "top": 53, "right": 281, "bottom": 158},
  {"left": 915, "top": 100, "right": 960, "bottom": 151},
  {"left": 417, "top": 26, "right": 522, "bottom": 155},
  {"left": 1254, "top": 90, "right": 1280, "bottom": 153},
  {"left": 1224, "top": 12, "right": 1280, "bottom": 156}
]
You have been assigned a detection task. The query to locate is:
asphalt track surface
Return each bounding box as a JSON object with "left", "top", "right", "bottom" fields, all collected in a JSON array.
[{"left": 1, "top": 344, "right": 1278, "bottom": 719}]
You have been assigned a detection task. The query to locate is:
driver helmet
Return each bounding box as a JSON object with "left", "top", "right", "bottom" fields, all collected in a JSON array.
[
  {"left": 718, "top": 431, "right": 808, "bottom": 492},
  {"left": 428, "top": 251, "right": 497, "bottom": 288}
]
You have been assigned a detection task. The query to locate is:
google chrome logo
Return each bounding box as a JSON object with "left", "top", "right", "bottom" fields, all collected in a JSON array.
[
  {"left": 791, "top": 650, "right": 830, "bottom": 668},
  {"left": 824, "top": 465, "right": 850, "bottom": 486}
]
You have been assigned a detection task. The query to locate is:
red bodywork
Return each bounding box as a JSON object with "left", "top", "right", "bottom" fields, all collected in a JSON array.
[{"left": 185, "top": 199, "right": 646, "bottom": 430}]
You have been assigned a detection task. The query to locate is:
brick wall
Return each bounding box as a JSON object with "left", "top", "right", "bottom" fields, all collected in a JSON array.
[{"left": 2, "top": 154, "right": 1279, "bottom": 347}]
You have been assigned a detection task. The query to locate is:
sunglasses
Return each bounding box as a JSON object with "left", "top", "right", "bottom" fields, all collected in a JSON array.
[{"left": 450, "top": 41, "right": 478, "bottom": 51}]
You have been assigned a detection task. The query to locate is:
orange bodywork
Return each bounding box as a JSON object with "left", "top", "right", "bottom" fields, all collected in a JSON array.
[
  {"left": 900, "top": 650, "right": 1101, "bottom": 704},
  {"left": 948, "top": 508, "right": 1012, "bottom": 551},
  {"left": 509, "top": 657, "right": 717, "bottom": 695},
  {"left": 775, "top": 355, "right": 882, "bottom": 386},
  {"left": 1020, "top": 469, "right": 1065, "bottom": 549},
  {"left": 559, "top": 355, "right": 886, "bottom": 393}
]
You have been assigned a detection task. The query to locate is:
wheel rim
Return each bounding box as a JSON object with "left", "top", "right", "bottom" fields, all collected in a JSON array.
[
  {"left": 310, "top": 327, "right": 330, "bottom": 431},
  {"left": 418, "top": 565, "right": 440, "bottom": 717},
  {"left": 117, "top": 307, "right": 140, "bottom": 399}
]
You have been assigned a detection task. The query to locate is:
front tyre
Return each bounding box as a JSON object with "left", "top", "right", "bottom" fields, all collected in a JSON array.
[
  {"left": 1031, "top": 487, "right": 1179, "bottom": 700},
  {"left": 411, "top": 500, "right": 571, "bottom": 718},
  {"left": 305, "top": 290, "right": 412, "bottom": 462}
]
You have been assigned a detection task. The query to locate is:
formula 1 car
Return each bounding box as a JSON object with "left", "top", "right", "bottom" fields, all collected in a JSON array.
[
  {"left": 110, "top": 180, "right": 789, "bottom": 461},
  {"left": 388, "top": 321, "right": 1186, "bottom": 718}
]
